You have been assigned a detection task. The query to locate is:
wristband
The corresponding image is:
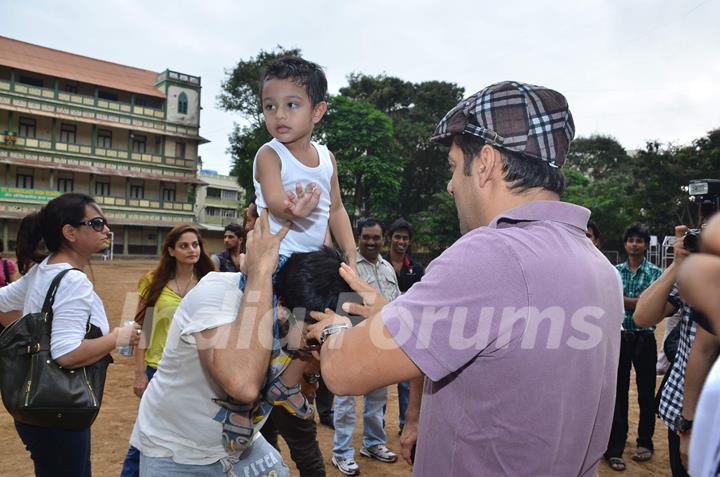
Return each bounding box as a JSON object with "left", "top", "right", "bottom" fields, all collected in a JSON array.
[{"left": 319, "top": 323, "right": 352, "bottom": 345}]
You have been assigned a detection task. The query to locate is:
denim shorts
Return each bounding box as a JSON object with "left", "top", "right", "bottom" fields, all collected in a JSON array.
[{"left": 139, "top": 435, "right": 290, "bottom": 477}]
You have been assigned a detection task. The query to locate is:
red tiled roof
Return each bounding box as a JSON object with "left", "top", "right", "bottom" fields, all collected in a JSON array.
[{"left": 0, "top": 36, "right": 165, "bottom": 98}]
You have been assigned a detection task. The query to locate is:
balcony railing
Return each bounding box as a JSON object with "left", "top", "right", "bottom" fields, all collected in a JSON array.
[
  {"left": 0, "top": 80, "right": 199, "bottom": 138},
  {"left": 95, "top": 195, "right": 193, "bottom": 212},
  {"left": 5, "top": 136, "right": 196, "bottom": 170}
]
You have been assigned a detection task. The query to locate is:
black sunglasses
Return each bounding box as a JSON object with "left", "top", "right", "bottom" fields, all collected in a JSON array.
[{"left": 74, "top": 217, "right": 108, "bottom": 232}]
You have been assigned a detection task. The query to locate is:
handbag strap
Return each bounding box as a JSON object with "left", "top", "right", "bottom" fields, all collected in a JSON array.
[{"left": 41, "top": 268, "right": 84, "bottom": 323}]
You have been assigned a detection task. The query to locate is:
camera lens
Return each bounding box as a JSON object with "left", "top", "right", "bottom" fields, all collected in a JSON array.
[{"left": 683, "top": 229, "right": 701, "bottom": 253}]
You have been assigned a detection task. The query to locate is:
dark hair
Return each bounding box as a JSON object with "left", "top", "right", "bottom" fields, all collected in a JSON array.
[
  {"left": 135, "top": 224, "right": 215, "bottom": 324},
  {"left": 223, "top": 223, "right": 244, "bottom": 239},
  {"left": 623, "top": 222, "right": 651, "bottom": 245},
  {"left": 260, "top": 57, "right": 328, "bottom": 107},
  {"left": 387, "top": 218, "right": 413, "bottom": 240},
  {"left": 453, "top": 135, "right": 566, "bottom": 195},
  {"left": 0, "top": 241, "right": 3, "bottom": 254},
  {"left": 356, "top": 218, "right": 383, "bottom": 236},
  {"left": 276, "top": 247, "right": 352, "bottom": 322},
  {"left": 587, "top": 220, "right": 601, "bottom": 240},
  {"left": 16, "top": 193, "right": 98, "bottom": 274}
]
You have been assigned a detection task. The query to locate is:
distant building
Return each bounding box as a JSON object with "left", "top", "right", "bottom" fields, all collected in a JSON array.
[
  {"left": 0, "top": 35, "right": 207, "bottom": 255},
  {"left": 196, "top": 171, "right": 244, "bottom": 252}
]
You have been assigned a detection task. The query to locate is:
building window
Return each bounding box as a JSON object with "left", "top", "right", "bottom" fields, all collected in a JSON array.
[
  {"left": 205, "top": 207, "right": 220, "bottom": 216},
  {"left": 98, "top": 90, "right": 118, "bottom": 101},
  {"left": 162, "top": 188, "right": 177, "bottom": 202},
  {"left": 19, "top": 75, "right": 44, "bottom": 88},
  {"left": 221, "top": 189, "right": 238, "bottom": 201},
  {"left": 19, "top": 117, "right": 36, "bottom": 138},
  {"left": 206, "top": 187, "right": 221, "bottom": 199},
  {"left": 154, "top": 136, "right": 163, "bottom": 155},
  {"left": 97, "top": 129, "right": 112, "bottom": 149},
  {"left": 175, "top": 142, "right": 186, "bottom": 159},
  {"left": 64, "top": 83, "right": 78, "bottom": 94},
  {"left": 132, "top": 135, "right": 147, "bottom": 153},
  {"left": 222, "top": 208, "right": 236, "bottom": 218},
  {"left": 95, "top": 181, "right": 110, "bottom": 196},
  {"left": 16, "top": 173, "right": 34, "bottom": 189},
  {"left": 59, "top": 123, "right": 77, "bottom": 144},
  {"left": 130, "top": 185, "right": 145, "bottom": 199},
  {"left": 57, "top": 178, "right": 74, "bottom": 193},
  {"left": 178, "top": 92, "right": 188, "bottom": 114}
]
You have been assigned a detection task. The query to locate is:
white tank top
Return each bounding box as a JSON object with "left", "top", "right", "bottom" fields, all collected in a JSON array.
[{"left": 253, "top": 138, "right": 334, "bottom": 256}]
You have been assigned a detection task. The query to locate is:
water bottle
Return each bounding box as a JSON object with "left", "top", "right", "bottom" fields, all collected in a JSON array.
[{"left": 118, "top": 319, "right": 136, "bottom": 356}]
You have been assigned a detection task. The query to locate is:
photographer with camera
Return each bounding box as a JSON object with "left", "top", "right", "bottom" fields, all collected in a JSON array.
[{"left": 676, "top": 213, "right": 720, "bottom": 476}]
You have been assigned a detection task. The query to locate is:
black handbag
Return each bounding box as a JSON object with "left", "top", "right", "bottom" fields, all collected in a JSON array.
[{"left": 0, "top": 268, "right": 113, "bottom": 430}]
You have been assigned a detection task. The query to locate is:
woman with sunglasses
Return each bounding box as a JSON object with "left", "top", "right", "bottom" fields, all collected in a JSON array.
[
  {"left": 119, "top": 223, "right": 215, "bottom": 477},
  {"left": 0, "top": 192, "right": 141, "bottom": 477}
]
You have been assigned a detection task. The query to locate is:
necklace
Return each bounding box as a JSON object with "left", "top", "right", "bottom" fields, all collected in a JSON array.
[{"left": 174, "top": 272, "right": 194, "bottom": 297}]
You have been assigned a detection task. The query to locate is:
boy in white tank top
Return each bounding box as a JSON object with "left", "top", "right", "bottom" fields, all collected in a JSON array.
[{"left": 215, "top": 58, "right": 356, "bottom": 452}]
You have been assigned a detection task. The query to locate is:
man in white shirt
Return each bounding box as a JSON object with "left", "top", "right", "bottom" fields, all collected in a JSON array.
[{"left": 131, "top": 212, "right": 350, "bottom": 476}]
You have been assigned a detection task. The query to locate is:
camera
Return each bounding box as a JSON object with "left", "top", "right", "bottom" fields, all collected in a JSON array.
[{"left": 683, "top": 228, "right": 702, "bottom": 253}]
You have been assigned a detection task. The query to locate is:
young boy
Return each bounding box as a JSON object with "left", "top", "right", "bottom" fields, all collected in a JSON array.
[{"left": 216, "top": 57, "right": 356, "bottom": 453}]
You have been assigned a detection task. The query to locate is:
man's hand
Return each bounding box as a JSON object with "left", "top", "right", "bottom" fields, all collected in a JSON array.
[
  {"left": 284, "top": 182, "right": 321, "bottom": 219},
  {"left": 337, "top": 263, "right": 388, "bottom": 319},
  {"left": 674, "top": 225, "right": 691, "bottom": 265},
  {"left": 400, "top": 417, "right": 419, "bottom": 464},
  {"left": 133, "top": 370, "right": 148, "bottom": 398},
  {"left": 244, "top": 210, "right": 290, "bottom": 276},
  {"left": 305, "top": 308, "right": 352, "bottom": 347}
]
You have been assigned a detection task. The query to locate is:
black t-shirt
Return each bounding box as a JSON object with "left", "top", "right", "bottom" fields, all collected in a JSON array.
[{"left": 388, "top": 254, "right": 425, "bottom": 293}]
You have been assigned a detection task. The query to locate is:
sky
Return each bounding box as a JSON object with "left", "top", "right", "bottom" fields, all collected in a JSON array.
[{"left": 2, "top": 0, "right": 719, "bottom": 175}]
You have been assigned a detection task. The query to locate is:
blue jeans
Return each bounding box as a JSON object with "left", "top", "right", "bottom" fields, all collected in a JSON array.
[
  {"left": 398, "top": 380, "right": 410, "bottom": 428},
  {"left": 15, "top": 420, "right": 91, "bottom": 477},
  {"left": 120, "top": 366, "right": 157, "bottom": 477},
  {"left": 332, "top": 386, "right": 388, "bottom": 459},
  {"left": 139, "top": 434, "right": 290, "bottom": 476}
]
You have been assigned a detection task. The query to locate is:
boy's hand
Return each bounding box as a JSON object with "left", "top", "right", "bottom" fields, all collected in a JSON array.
[{"left": 284, "top": 182, "right": 321, "bottom": 218}]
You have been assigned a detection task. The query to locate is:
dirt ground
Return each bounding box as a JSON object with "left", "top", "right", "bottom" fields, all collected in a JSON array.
[{"left": 0, "top": 260, "right": 673, "bottom": 476}]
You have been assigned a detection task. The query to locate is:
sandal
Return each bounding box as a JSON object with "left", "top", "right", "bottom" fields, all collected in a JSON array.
[
  {"left": 631, "top": 446, "right": 653, "bottom": 462},
  {"left": 212, "top": 397, "right": 255, "bottom": 455},
  {"left": 264, "top": 377, "right": 314, "bottom": 420},
  {"left": 607, "top": 457, "right": 626, "bottom": 471}
]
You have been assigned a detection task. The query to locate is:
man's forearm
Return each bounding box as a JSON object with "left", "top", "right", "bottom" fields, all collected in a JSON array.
[
  {"left": 634, "top": 263, "right": 677, "bottom": 327},
  {"left": 405, "top": 375, "right": 424, "bottom": 422},
  {"left": 682, "top": 326, "right": 720, "bottom": 420},
  {"left": 212, "top": 269, "right": 275, "bottom": 402}
]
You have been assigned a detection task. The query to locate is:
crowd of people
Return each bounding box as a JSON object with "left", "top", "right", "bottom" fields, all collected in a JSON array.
[{"left": 1, "top": 55, "right": 719, "bottom": 477}]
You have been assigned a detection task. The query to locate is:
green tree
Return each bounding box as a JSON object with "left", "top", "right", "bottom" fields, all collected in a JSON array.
[{"left": 319, "top": 96, "right": 400, "bottom": 222}]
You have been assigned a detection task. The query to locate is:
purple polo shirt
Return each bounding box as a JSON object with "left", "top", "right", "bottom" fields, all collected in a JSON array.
[{"left": 382, "top": 201, "right": 623, "bottom": 477}]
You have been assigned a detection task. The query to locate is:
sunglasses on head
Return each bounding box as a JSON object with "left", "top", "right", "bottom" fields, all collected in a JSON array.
[{"left": 74, "top": 217, "right": 108, "bottom": 232}]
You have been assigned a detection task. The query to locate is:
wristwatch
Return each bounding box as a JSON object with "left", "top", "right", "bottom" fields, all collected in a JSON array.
[
  {"left": 303, "top": 372, "right": 320, "bottom": 384},
  {"left": 675, "top": 414, "right": 693, "bottom": 434}
]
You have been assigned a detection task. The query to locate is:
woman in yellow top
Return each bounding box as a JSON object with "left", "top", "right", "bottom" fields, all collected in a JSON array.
[{"left": 120, "top": 223, "right": 214, "bottom": 477}]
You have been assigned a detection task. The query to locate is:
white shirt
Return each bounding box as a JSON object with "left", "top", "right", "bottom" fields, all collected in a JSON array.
[
  {"left": 689, "top": 356, "right": 720, "bottom": 477},
  {"left": 131, "top": 272, "right": 263, "bottom": 465},
  {"left": 253, "top": 138, "right": 334, "bottom": 256},
  {"left": 0, "top": 256, "right": 109, "bottom": 359}
]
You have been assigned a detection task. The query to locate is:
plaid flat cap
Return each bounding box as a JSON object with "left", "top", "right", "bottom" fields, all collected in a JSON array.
[{"left": 431, "top": 81, "right": 575, "bottom": 167}]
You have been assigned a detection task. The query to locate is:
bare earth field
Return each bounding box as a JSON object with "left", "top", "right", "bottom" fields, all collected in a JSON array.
[{"left": 0, "top": 261, "right": 672, "bottom": 476}]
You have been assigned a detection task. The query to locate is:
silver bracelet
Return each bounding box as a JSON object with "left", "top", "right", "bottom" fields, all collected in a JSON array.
[{"left": 319, "top": 323, "right": 352, "bottom": 345}]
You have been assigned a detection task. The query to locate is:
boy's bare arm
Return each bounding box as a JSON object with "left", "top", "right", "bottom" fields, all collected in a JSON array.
[
  {"left": 256, "top": 147, "right": 304, "bottom": 221},
  {"left": 327, "top": 152, "right": 357, "bottom": 266}
]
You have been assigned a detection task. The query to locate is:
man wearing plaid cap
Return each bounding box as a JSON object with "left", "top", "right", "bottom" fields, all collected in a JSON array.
[{"left": 305, "top": 81, "right": 623, "bottom": 476}]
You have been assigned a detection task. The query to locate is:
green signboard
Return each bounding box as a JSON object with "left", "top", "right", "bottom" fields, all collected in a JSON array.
[{"left": 0, "top": 187, "right": 61, "bottom": 203}]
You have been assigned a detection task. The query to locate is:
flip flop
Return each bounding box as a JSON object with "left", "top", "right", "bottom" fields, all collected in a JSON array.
[
  {"left": 631, "top": 447, "right": 653, "bottom": 462},
  {"left": 608, "top": 457, "right": 626, "bottom": 471}
]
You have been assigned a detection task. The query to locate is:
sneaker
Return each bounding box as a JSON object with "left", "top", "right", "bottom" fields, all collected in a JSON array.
[
  {"left": 360, "top": 444, "right": 397, "bottom": 463},
  {"left": 332, "top": 456, "right": 360, "bottom": 476}
]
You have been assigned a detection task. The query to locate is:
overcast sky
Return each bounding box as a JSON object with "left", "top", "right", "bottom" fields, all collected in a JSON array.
[{"left": 3, "top": 0, "right": 719, "bottom": 175}]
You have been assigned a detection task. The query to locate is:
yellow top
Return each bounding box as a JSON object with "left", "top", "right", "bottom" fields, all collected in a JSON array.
[{"left": 138, "top": 273, "right": 182, "bottom": 369}]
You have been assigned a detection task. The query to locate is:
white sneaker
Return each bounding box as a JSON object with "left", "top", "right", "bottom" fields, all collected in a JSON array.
[
  {"left": 360, "top": 444, "right": 398, "bottom": 463},
  {"left": 332, "top": 455, "right": 360, "bottom": 476}
]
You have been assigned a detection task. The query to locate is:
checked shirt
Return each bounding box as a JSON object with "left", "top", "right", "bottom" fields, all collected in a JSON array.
[
  {"left": 658, "top": 286, "right": 697, "bottom": 432},
  {"left": 616, "top": 259, "right": 662, "bottom": 332}
]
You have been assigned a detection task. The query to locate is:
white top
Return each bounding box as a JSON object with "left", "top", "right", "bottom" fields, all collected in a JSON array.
[
  {"left": 0, "top": 256, "right": 109, "bottom": 359},
  {"left": 131, "top": 272, "right": 263, "bottom": 465},
  {"left": 253, "top": 138, "right": 334, "bottom": 256},
  {"left": 689, "top": 356, "right": 720, "bottom": 477}
]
